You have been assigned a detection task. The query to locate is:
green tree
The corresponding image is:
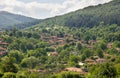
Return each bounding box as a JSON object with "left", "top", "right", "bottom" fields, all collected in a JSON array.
[
  {"left": 115, "top": 64, "right": 120, "bottom": 78},
  {"left": 2, "top": 72, "right": 16, "bottom": 78},
  {"left": 76, "top": 42, "right": 82, "bottom": 50},
  {"left": 69, "top": 55, "right": 80, "bottom": 67},
  {"left": 51, "top": 71, "right": 85, "bottom": 78},
  {"left": 8, "top": 50, "right": 24, "bottom": 63},
  {"left": 96, "top": 49, "right": 104, "bottom": 58},
  {"left": 107, "top": 48, "right": 118, "bottom": 55},
  {"left": 113, "top": 41, "right": 120, "bottom": 48},
  {"left": 20, "top": 56, "right": 39, "bottom": 68},
  {"left": 89, "top": 63, "right": 117, "bottom": 78},
  {"left": 83, "top": 49, "right": 93, "bottom": 58},
  {"left": 99, "top": 42, "right": 107, "bottom": 50},
  {"left": 1, "top": 57, "right": 18, "bottom": 73},
  {"left": 0, "top": 72, "right": 3, "bottom": 78}
]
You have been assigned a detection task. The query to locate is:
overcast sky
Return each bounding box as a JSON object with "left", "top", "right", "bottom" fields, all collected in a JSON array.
[{"left": 0, "top": 0, "right": 112, "bottom": 19}]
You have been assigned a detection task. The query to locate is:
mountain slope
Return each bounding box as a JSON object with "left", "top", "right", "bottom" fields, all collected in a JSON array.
[
  {"left": 35, "top": 0, "right": 120, "bottom": 27},
  {"left": 0, "top": 11, "right": 39, "bottom": 29}
]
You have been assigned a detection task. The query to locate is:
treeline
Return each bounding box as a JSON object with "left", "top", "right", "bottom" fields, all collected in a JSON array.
[
  {"left": 37, "top": 0, "right": 120, "bottom": 27},
  {"left": 0, "top": 11, "right": 37, "bottom": 30},
  {"left": 4, "top": 20, "right": 41, "bottom": 30}
]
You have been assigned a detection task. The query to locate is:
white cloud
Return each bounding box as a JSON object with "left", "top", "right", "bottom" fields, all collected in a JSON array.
[{"left": 0, "top": 0, "right": 112, "bottom": 19}]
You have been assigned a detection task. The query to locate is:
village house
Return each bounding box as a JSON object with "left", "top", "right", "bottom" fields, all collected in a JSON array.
[
  {"left": 116, "top": 48, "right": 120, "bottom": 51},
  {"left": 0, "top": 32, "right": 2, "bottom": 35},
  {"left": 43, "top": 37, "right": 51, "bottom": 41},
  {"left": 28, "top": 69, "right": 46, "bottom": 73},
  {"left": 57, "top": 40, "right": 64, "bottom": 45},
  {"left": 51, "top": 36, "right": 58, "bottom": 41},
  {"left": 85, "top": 59, "right": 96, "bottom": 65},
  {"left": 0, "top": 42, "right": 9, "bottom": 45},
  {"left": 107, "top": 43, "right": 113, "bottom": 49},
  {"left": 78, "top": 62, "right": 84, "bottom": 66},
  {"left": 85, "top": 55, "right": 107, "bottom": 65},
  {"left": 88, "top": 40, "right": 96, "bottom": 45},
  {"left": 65, "top": 67, "right": 86, "bottom": 75},
  {"left": 47, "top": 52, "right": 58, "bottom": 56},
  {"left": 0, "top": 47, "right": 6, "bottom": 51},
  {"left": 63, "top": 34, "right": 67, "bottom": 38},
  {"left": 52, "top": 45, "right": 58, "bottom": 48},
  {"left": 57, "top": 38, "right": 64, "bottom": 40},
  {"left": 86, "top": 45, "right": 93, "bottom": 48},
  {"left": 0, "top": 38, "right": 3, "bottom": 42},
  {"left": 43, "top": 36, "right": 65, "bottom": 44},
  {"left": 0, "top": 47, "right": 8, "bottom": 56},
  {"left": 96, "top": 58, "right": 107, "bottom": 63},
  {"left": 0, "top": 42, "right": 9, "bottom": 47},
  {"left": 0, "top": 51, "right": 8, "bottom": 56},
  {"left": 71, "top": 51, "right": 78, "bottom": 55},
  {"left": 49, "top": 40, "right": 55, "bottom": 45},
  {"left": 80, "top": 40, "right": 86, "bottom": 44},
  {"left": 73, "top": 39, "right": 79, "bottom": 43},
  {"left": 92, "top": 55, "right": 99, "bottom": 60}
]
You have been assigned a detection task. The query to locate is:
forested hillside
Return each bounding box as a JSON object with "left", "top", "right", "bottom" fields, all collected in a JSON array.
[
  {"left": 0, "top": 0, "right": 120, "bottom": 78},
  {"left": 1, "top": 0, "right": 119, "bottom": 30},
  {"left": 0, "top": 11, "right": 39, "bottom": 30},
  {"left": 0, "top": 24, "right": 120, "bottom": 78},
  {"left": 36, "top": 0, "right": 120, "bottom": 27}
]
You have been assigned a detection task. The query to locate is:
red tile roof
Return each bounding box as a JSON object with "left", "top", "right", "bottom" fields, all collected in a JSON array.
[
  {"left": 0, "top": 42, "right": 9, "bottom": 45},
  {"left": 0, "top": 47, "right": 6, "bottom": 51}
]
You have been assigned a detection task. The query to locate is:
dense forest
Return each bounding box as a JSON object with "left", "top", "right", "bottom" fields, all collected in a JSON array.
[
  {"left": 0, "top": 11, "right": 40, "bottom": 30},
  {"left": 0, "top": 0, "right": 120, "bottom": 78},
  {"left": 36, "top": 0, "right": 120, "bottom": 27}
]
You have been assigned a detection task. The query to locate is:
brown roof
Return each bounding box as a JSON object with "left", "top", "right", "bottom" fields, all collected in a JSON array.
[
  {"left": 51, "top": 36, "right": 57, "bottom": 38},
  {"left": 57, "top": 40, "right": 64, "bottom": 44},
  {"left": 28, "top": 69, "right": 46, "bottom": 73},
  {"left": 116, "top": 48, "right": 120, "bottom": 51},
  {"left": 48, "top": 52, "right": 58, "bottom": 56},
  {"left": 85, "top": 59, "right": 97, "bottom": 65},
  {"left": 0, "top": 52, "right": 3, "bottom": 55},
  {"left": 0, "top": 32, "right": 2, "bottom": 34},
  {"left": 57, "top": 40, "right": 64, "bottom": 42},
  {"left": 0, "top": 51, "right": 8, "bottom": 56},
  {"left": 80, "top": 40, "right": 85, "bottom": 43},
  {"left": 0, "top": 42, "right": 9, "bottom": 45},
  {"left": 65, "top": 67, "right": 86, "bottom": 74},
  {"left": 107, "top": 43, "right": 113, "bottom": 48},
  {"left": 0, "top": 38, "right": 3, "bottom": 40},
  {"left": 43, "top": 37, "right": 51, "bottom": 39},
  {"left": 93, "top": 55, "right": 99, "bottom": 59},
  {"left": 49, "top": 40, "right": 55, "bottom": 44},
  {"left": 0, "top": 47, "right": 6, "bottom": 51},
  {"left": 89, "top": 40, "right": 96, "bottom": 43},
  {"left": 96, "top": 58, "right": 107, "bottom": 63},
  {"left": 85, "top": 59, "right": 94, "bottom": 62},
  {"left": 96, "top": 58, "right": 106, "bottom": 61}
]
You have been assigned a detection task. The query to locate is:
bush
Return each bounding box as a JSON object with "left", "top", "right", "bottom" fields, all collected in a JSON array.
[
  {"left": 2, "top": 72, "right": 16, "bottom": 78},
  {"left": 51, "top": 71, "right": 85, "bottom": 78},
  {"left": 16, "top": 74, "right": 27, "bottom": 78},
  {"left": 0, "top": 72, "right": 3, "bottom": 77}
]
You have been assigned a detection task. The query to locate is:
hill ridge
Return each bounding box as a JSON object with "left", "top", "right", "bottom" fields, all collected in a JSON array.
[
  {"left": 34, "top": 0, "right": 120, "bottom": 28},
  {"left": 0, "top": 11, "right": 39, "bottom": 30}
]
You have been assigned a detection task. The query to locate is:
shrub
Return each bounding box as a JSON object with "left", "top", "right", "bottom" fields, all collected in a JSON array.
[{"left": 2, "top": 72, "right": 16, "bottom": 78}]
